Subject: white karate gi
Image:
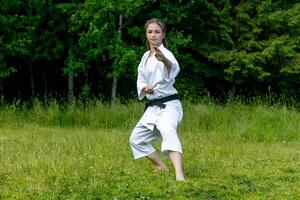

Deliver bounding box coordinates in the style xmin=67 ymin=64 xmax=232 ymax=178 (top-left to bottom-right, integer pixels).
xmin=129 ymin=44 xmax=183 ymax=159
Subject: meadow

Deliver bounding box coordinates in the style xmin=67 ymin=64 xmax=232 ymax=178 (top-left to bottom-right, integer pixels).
xmin=0 ymin=99 xmax=299 ymax=199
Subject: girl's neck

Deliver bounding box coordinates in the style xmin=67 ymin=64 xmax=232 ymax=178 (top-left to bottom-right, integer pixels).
xmin=150 ymin=44 xmax=161 ymax=50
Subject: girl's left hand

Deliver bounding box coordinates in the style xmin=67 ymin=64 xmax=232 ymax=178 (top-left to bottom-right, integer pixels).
xmin=153 ymin=47 xmax=167 ymax=63
xmin=154 ymin=47 xmax=172 ymax=72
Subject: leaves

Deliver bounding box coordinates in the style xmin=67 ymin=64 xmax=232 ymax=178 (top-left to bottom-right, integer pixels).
xmin=0 ymin=0 xmax=299 ymax=100
xmin=205 ymin=0 xmax=300 ymax=93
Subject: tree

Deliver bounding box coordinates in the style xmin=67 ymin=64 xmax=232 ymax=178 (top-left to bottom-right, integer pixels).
xmin=67 ymin=0 xmax=144 ymax=103
xmin=0 ymin=0 xmax=74 ymax=100
xmin=207 ymin=0 xmax=300 ymax=108
xmin=0 ymin=0 xmax=299 ymax=103
xmin=0 ymin=0 xmax=32 ymax=95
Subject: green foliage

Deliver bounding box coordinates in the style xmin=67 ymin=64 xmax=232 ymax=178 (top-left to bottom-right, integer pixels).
xmin=207 ymin=0 xmax=300 ymax=94
xmin=0 ymin=0 xmax=299 ymax=101
xmin=66 ymin=0 xmax=144 ymax=79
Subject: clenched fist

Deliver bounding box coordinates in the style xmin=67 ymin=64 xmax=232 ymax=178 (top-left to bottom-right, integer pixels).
xmin=143 ymin=86 xmax=154 ymax=94
xmin=153 ymin=47 xmax=172 ymax=72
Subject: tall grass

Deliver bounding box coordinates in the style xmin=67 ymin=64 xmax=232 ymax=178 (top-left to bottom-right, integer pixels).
xmin=0 ymin=99 xmax=299 ymax=142
xmin=0 ymin=99 xmax=140 ymax=129
xmin=182 ymin=100 xmax=300 ymax=142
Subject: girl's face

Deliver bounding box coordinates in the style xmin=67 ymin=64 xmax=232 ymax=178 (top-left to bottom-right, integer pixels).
xmin=146 ymin=22 xmax=165 ymax=48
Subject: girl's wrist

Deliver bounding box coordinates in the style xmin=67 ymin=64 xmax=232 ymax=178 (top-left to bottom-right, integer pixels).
xmin=163 ymin=59 xmax=172 ymax=68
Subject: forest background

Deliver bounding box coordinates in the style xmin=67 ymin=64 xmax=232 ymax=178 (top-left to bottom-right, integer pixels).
xmin=0 ymin=0 xmax=299 ymax=104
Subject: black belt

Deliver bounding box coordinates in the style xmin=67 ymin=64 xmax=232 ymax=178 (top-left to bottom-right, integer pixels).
xmin=144 ymin=94 xmax=180 ymax=112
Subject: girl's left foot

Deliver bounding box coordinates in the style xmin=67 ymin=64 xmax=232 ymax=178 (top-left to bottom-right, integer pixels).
xmin=154 ymin=166 xmax=168 ymax=173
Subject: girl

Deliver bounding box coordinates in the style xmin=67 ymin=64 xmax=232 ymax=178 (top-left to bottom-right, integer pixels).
xmin=129 ymin=18 xmax=185 ymax=181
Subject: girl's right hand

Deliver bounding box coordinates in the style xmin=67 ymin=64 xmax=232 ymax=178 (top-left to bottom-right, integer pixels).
xmin=143 ymin=86 xmax=154 ymax=94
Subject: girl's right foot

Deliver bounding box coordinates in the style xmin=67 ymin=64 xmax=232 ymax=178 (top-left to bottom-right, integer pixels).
xmin=176 ymin=175 xmax=185 ymax=181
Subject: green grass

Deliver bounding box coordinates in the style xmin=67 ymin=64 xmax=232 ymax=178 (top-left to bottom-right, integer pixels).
xmin=0 ymin=100 xmax=299 ymax=199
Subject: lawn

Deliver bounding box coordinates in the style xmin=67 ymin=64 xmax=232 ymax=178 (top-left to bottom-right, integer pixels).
xmin=0 ymin=101 xmax=299 ymax=199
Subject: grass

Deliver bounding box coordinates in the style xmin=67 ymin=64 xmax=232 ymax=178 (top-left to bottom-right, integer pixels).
xmin=0 ymin=100 xmax=299 ymax=199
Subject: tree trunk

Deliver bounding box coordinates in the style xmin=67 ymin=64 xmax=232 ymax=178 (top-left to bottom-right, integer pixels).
xmin=229 ymin=84 xmax=236 ymax=111
xmin=111 ymin=76 xmax=118 ymax=105
xmin=42 ymin=68 xmax=47 ymax=103
xmin=28 ymin=1 xmax=35 ymax=98
xmin=111 ymin=14 xmax=123 ymax=106
xmin=68 ymin=73 xmax=74 ymax=103
xmin=29 ymin=60 xmax=35 ymax=97
xmin=67 ymin=47 xmax=74 ymax=103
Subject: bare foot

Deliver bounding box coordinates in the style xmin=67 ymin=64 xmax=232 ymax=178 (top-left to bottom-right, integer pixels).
xmin=176 ymin=176 xmax=185 ymax=181
xmin=153 ymin=166 xmax=169 ymax=173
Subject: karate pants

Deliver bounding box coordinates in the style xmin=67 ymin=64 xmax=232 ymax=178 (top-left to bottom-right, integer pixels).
xmin=129 ymin=101 xmax=183 ymax=159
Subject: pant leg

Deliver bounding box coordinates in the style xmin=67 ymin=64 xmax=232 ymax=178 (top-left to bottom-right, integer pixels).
xmin=129 ymin=123 xmax=160 ymax=159
xmin=156 ymin=102 xmax=183 ymax=157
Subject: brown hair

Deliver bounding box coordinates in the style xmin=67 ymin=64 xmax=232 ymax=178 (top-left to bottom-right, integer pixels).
xmin=144 ymin=18 xmax=167 ymax=49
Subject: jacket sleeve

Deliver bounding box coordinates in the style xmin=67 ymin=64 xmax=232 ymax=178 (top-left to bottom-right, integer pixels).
xmin=162 ymin=51 xmax=180 ymax=82
xmin=137 ymin=58 xmax=148 ymax=100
